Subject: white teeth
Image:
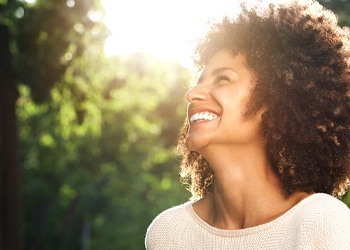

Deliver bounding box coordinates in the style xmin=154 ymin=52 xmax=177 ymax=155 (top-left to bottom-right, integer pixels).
xmin=190 ymin=112 xmax=218 ymax=124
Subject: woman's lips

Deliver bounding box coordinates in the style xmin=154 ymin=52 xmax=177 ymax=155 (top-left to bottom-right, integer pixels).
xmin=189 ymin=111 xmax=219 ymax=125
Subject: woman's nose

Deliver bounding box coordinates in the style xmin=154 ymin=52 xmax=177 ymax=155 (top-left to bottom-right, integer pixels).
xmin=185 ymin=84 xmax=209 ymax=103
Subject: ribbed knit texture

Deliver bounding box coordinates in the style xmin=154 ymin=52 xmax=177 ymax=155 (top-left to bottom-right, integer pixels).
xmin=145 ymin=193 xmax=350 ymax=249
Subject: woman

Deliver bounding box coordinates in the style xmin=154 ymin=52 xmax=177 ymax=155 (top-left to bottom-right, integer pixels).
xmin=146 ymin=0 xmax=350 ymax=249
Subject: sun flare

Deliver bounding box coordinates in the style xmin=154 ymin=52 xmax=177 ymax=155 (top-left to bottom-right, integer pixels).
xmin=102 ymin=0 xmax=242 ymax=66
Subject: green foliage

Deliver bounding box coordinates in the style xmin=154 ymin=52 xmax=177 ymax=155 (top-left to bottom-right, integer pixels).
xmin=4 ymin=0 xmax=108 ymax=103
xmin=9 ymin=1 xmax=350 ymax=249
xmin=18 ymin=52 xmax=191 ymax=249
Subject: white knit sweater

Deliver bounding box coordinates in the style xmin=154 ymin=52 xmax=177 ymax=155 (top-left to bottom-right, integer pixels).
xmin=145 ymin=193 xmax=350 ymax=249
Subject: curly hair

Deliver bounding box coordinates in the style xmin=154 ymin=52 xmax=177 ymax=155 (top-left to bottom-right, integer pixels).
xmin=178 ymin=0 xmax=350 ymax=200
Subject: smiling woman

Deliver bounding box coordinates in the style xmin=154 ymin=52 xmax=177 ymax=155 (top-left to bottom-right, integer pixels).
xmin=101 ymin=0 xmax=240 ymax=66
xmin=145 ymin=0 xmax=350 ymax=249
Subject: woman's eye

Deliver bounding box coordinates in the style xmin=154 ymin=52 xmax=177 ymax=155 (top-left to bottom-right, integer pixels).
xmin=216 ymin=75 xmax=231 ymax=83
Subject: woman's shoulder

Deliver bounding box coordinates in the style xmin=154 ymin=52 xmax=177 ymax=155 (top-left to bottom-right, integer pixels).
xmin=148 ymin=201 xmax=192 ymax=227
xmin=145 ymin=201 xmax=193 ymax=248
xmin=302 ymin=193 xmax=350 ymax=216
xmin=294 ymin=193 xmax=350 ymax=248
xmin=296 ymin=193 xmax=350 ymax=222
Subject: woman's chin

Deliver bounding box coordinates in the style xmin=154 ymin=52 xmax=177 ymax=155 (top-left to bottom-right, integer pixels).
xmin=185 ymin=135 xmax=210 ymax=152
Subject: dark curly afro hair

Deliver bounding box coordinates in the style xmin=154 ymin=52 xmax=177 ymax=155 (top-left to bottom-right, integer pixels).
xmin=177 ymin=0 xmax=350 ymax=200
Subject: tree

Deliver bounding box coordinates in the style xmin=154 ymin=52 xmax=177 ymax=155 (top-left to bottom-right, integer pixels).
xmin=0 ymin=0 xmax=107 ymax=249
xmin=0 ymin=21 xmax=22 ymax=250
xmin=17 ymin=52 xmax=191 ymax=249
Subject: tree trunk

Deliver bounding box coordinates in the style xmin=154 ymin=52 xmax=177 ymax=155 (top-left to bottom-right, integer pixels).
xmin=0 ymin=24 xmax=23 ymax=250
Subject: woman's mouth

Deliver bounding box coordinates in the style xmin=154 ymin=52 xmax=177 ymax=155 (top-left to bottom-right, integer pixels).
xmin=189 ymin=112 xmax=219 ymax=125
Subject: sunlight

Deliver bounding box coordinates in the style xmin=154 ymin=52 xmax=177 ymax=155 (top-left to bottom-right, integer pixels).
xmin=102 ymin=0 xmax=240 ymax=66
xmin=21 ymin=0 xmax=287 ymax=66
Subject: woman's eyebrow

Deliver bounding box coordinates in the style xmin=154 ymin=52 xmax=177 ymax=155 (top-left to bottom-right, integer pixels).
xmin=211 ymin=67 xmax=237 ymax=76
xmin=197 ymin=67 xmax=237 ymax=84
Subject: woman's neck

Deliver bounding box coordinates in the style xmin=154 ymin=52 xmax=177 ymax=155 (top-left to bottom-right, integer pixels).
xmin=193 ymin=144 xmax=310 ymax=230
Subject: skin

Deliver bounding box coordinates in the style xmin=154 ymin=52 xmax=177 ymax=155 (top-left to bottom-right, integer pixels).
xmin=186 ymin=49 xmax=311 ymax=230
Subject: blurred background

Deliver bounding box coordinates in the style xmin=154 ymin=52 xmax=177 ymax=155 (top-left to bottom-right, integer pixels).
xmin=0 ymin=0 xmax=349 ymax=249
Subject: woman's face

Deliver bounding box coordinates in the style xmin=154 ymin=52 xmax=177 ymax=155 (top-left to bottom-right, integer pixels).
xmin=185 ymin=49 xmax=266 ymax=154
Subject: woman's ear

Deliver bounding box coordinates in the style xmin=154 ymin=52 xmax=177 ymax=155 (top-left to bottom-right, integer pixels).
xmin=258 ymin=105 xmax=268 ymax=122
